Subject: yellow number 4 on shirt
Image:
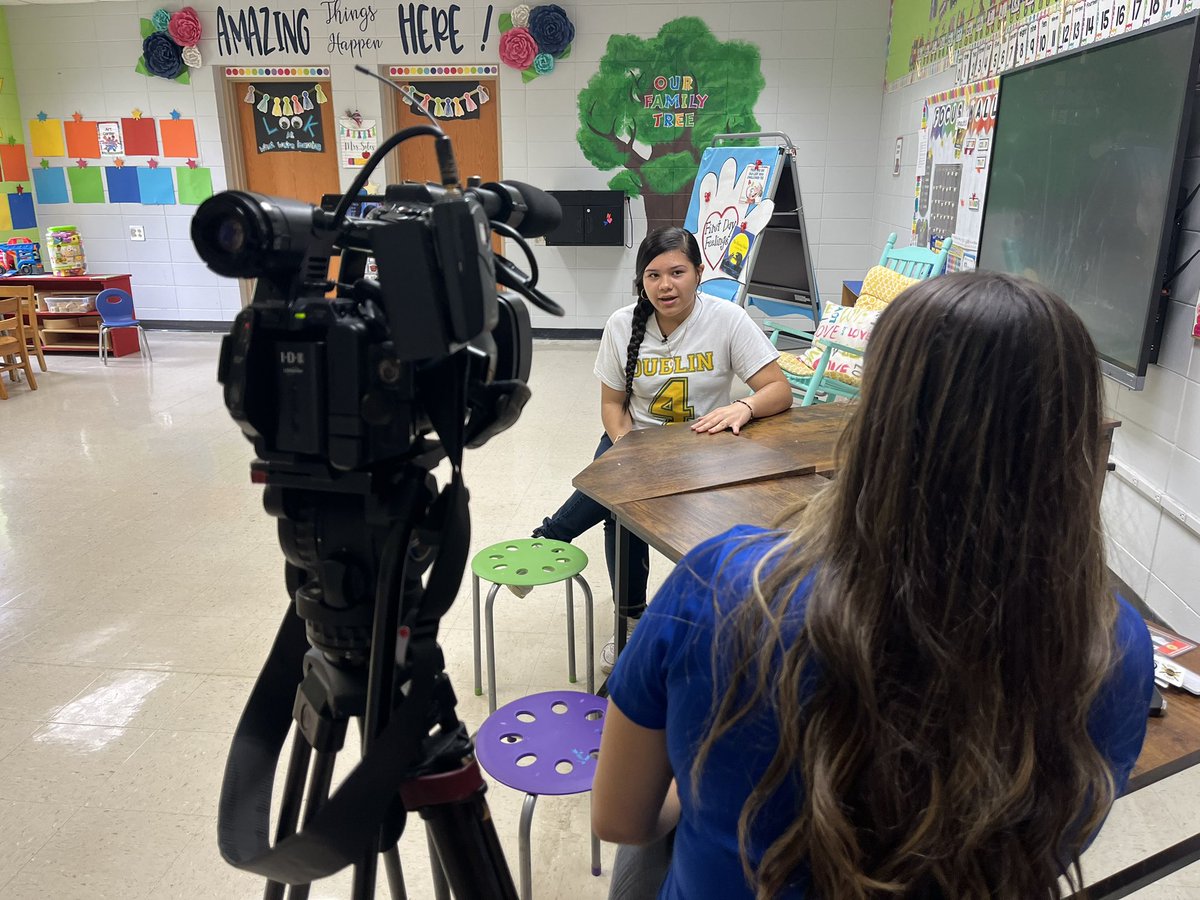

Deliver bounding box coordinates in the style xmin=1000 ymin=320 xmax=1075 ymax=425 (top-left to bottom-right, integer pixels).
xmin=649 ymin=377 xmax=695 ymax=424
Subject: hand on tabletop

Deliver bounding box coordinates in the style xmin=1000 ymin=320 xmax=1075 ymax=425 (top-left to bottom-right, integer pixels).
xmin=690 ymin=401 xmax=753 ymax=435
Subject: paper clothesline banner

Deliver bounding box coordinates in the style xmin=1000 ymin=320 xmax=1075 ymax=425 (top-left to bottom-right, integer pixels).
xmin=177 ymin=166 xmax=213 ymax=204
xmin=137 ymin=167 xmax=175 ymax=204
xmin=64 ymin=120 xmax=101 ymax=159
xmin=8 ymin=192 xmax=36 ymax=229
xmin=403 ymin=81 xmax=488 ymax=120
xmin=33 ymin=167 xmax=69 ymax=204
xmin=251 ymin=82 xmax=326 ymax=153
xmin=0 ymin=144 xmax=30 ymax=182
xmin=29 ymin=118 xmax=65 ymax=157
xmin=106 ymin=166 xmax=141 ymax=203
xmin=67 ymin=166 xmax=105 ymax=203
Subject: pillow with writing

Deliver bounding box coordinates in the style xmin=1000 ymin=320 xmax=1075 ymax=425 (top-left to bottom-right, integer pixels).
xmin=796 ymin=303 xmax=882 ymax=386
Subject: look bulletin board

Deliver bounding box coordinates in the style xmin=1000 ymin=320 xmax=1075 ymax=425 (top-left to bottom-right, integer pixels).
xmin=912 ymin=79 xmax=999 ymax=272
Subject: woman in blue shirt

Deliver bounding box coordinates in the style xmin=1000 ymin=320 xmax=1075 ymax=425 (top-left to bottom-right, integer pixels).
xmin=592 ymin=272 xmax=1154 ymax=899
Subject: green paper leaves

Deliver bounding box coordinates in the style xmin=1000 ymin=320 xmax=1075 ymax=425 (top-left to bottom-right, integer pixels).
xmin=499 ymin=12 xmax=514 ymax=32
xmin=521 ymin=68 xmax=539 ymax=83
xmin=139 ymin=17 xmax=156 ymax=39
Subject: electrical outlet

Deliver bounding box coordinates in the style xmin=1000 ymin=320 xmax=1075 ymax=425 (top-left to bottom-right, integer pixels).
xmin=129 ymin=225 xmax=145 ymax=241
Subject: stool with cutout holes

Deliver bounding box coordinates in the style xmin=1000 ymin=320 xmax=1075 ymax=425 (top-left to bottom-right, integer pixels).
xmin=476 ymin=690 xmax=607 ymax=900
xmin=472 ymin=538 xmax=594 ymax=714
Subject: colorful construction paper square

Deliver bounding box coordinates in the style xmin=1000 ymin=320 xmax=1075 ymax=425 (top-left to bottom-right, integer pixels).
xmin=176 ymin=166 xmax=213 ymax=205
xmin=160 ymin=118 xmax=198 ymax=158
xmin=29 ymin=118 xmax=65 ymax=157
xmin=32 ymin=167 xmax=69 ymax=204
xmin=0 ymin=198 xmax=11 ymax=231
xmin=120 ymin=117 xmax=159 ymax=156
xmin=0 ymin=144 xmax=30 ymax=182
xmin=67 ymin=166 xmax=104 ymax=203
xmin=8 ymin=192 xmax=36 ymax=229
xmin=64 ymin=120 xmax=101 ymax=159
xmin=137 ymin=166 xmax=174 ymax=205
xmin=105 ymin=166 xmax=141 ymax=203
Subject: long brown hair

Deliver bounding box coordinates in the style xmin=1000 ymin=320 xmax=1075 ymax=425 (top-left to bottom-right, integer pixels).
xmin=693 ymin=272 xmax=1114 ymax=898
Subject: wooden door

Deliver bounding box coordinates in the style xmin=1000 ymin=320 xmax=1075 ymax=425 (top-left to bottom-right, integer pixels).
xmin=394 ymin=78 xmax=500 ymax=186
xmin=234 ymin=79 xmax=340 ymax=206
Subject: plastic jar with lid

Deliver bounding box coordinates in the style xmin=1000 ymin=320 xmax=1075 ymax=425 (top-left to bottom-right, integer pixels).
xmin=45 ymin=226 xmax=87 ymax=276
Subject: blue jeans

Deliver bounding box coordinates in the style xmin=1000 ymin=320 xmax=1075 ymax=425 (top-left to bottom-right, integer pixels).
xmin=534 ymin=433 xmax=650 ymax=618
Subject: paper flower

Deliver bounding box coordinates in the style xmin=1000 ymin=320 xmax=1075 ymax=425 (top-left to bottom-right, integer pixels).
xmin=167 ymin=7 xmax=203 ymax=47
xmin=15 ymin=185 xmax=23 ymax=195
xmin=533 ymin=52 xmax=555 ymax=75
xmin=39 ymin=159 xmax=50 ymax=169
xmin=72 ymin=112 xmax=83 ymax=122
xmin=170 ymin=109 xmax=182 ymax=120
xmin=181 ymin=45 xmax=202 ymax=68
xmin=151 ymin=8 xmax=172 ymax=32
xmin=143 ymin=32 xmax=185 ymax=79
xmin=36 ymin=111 xmax=48 ymax=122
xmin=75 ymin=159 xmax=88 ymax=168
xmin=511 ymin=3 xmax=531 ymax=27
xmin=148 ymin=159 xmax=160 ymax=169
xmin=113 ymin=158 xmax=125 ymax=168
xmin=131 ymin=108 xmax=143 ymax=119
xmin=499 ymin=26 xmax=539 ymax=70
xmin=528 ymin=4 xmax=574 ymax=56
xmin=186 ymin=158 xmax=198 ymax=169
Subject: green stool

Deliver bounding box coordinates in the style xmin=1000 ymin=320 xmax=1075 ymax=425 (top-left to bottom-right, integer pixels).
xmin=471 ymin=538 xmax=594 ymax=713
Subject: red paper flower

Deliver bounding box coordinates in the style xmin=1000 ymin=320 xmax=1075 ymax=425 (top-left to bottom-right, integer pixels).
xmin=499 ymin=26 xmax=538 ymax=70
xmin=167 ymin=6 xmax=202 ymax=47
xmin=76 ymin=159 xmax=88 ymax=168
xmin=186 ymin=159 xmax=198 ymax=169
xmin=148 ymin=159 xmax=160 ymax=169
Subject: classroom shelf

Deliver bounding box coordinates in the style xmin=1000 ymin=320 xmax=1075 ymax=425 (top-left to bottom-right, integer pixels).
xmin=2 ymin=274 xmax=140 ymax=358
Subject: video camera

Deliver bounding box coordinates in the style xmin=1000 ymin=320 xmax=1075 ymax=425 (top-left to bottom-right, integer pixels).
xmin=190 ymin=89 xmax=562 ymax=899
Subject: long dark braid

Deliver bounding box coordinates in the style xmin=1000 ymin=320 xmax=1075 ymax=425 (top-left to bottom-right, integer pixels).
xmin=622 ymin=295 xmax=653 ymax=413
xmin=622 ymin=226 xmax=703 ymax=414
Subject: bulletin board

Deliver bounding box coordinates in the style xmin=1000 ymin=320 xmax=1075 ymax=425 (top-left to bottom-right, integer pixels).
xmin=912 ymin=79 xmax=999 ymax=272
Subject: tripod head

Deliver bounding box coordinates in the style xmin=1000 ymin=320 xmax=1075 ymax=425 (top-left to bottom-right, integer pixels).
xmin=195 ymin=74 xmax=559 ymax=897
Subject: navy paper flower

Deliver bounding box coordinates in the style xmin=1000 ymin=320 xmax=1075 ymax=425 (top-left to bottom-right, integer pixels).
xmin=528 ymin=4 xmax=574 ymax=57
xmin=143 ymin=31 xmax=185 ymax=79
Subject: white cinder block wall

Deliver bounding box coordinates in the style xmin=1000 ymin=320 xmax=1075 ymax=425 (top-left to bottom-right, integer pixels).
xmin=871 ymin=67 xmax=1200 ymax=638
xmin=6 ymin=0 xmax=888 ymax=328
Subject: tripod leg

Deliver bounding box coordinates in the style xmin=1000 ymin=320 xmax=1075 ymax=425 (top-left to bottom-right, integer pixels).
xmin=565 ymin=576 xmax=577 ymax=684
xmin=485 ymin=583 xmax=502 ymax=714
xmin=575 ymin=576 xmax=594 ymax=695
xmin=352 ymin=852 xmax=379 ymax=900
xmin=382 ymin=844 xmax=408 ymax=900
xmin=286 ymin=749 xmax=338 ymax=900
xmin=473 ymin=574 xmax=483 ymax=697
xmin=264 ymin=730 xmax=315 ymax=900
xmin=425 ymin=825 xmax=450 ymax=900
xmin=519 ymin=793 xmax=538 ymax=900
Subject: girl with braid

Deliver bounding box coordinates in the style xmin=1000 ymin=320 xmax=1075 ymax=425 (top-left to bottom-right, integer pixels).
xmin=532 ymin=226 xmax=792 ymax=673
xmin=593 ymin=273 xmax=1153 ymax=900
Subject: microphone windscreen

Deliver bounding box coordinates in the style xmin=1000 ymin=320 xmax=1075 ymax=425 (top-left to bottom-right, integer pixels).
xmin=504 ymin=181 xmax=562 ymax=237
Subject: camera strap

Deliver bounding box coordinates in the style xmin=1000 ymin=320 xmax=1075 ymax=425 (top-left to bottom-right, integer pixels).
xmin=218 ymin=353 xmax=474 ymax=884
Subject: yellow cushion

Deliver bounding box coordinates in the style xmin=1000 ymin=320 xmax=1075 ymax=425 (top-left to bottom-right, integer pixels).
xmin=860 ymin=264 xmax=921 ymax=305
xmin=853 ymin=294 xmax=890 ymax=312
xmin=777 ymin=351 xmax=812 ymax=377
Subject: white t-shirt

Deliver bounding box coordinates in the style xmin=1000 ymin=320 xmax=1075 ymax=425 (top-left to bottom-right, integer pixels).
xmin=594 ymin=294 xmax=780 ymax=430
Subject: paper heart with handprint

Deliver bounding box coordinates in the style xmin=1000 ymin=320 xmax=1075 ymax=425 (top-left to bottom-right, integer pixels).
xmin=692 ymin=156 xmax=774 ymax=284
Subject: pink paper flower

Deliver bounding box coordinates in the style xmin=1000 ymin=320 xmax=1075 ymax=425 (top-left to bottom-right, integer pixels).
xmin=168 ymin=6 xmax=203 ymax=47
xmin=499 ymin=26 xmax=539 ymax=70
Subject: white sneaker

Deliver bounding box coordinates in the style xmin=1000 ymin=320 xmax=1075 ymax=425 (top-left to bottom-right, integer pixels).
xmin=600 ymin=616 xmax=640 ymax=675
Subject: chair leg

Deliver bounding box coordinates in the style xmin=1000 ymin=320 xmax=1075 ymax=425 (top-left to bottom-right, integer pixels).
xmin=99 ymin=326 xmax=108 ymax=365
xmin=564 ymin=576 xmax=577 ymax=684
xmin=519 ymin=793 xmax=538 ymax=900
xmin=473 ymin=575 xmax=483 ymax=697
xmin=574 ymin=575 xmax=595 ymax=695
xmin=21 ymin=352 xmax=36 ymax=391
xmin=484 ymin=582 xmax=502 ymax=714
xmin=591 ymin=831 xmax=601 ymax=878
xmin=0 ymin=368 xmax=8 ymax=400
xmin=137 ymin=325 xmax=153 ymax=361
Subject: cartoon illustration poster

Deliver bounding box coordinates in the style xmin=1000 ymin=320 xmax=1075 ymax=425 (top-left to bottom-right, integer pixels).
xmin=683 ymin=147 xmax=778 ymax=302
xmin=252 ymin=82 xmax=325 ymax=154
xmin=97 ymin=121 xmax=124 ymax=157
xmin=912 ymin=78 xmax=999 ymax=272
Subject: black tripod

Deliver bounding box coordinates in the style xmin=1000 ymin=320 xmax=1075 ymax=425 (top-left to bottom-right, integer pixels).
xmin=217 ymin=454 xmax=518 ymax=899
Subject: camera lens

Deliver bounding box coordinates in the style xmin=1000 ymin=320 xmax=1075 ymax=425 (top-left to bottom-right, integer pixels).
xmin=216 ymin=216 xmax=247 ymax=255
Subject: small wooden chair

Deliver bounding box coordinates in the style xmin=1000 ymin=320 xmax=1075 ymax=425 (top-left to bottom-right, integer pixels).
xmin=0 ymin=284 xmax=46 ymax=373
xmin=879 ymin=232 xmax=952 ymax=279
xmin=0 ymin=296 xmax=39 ymax=399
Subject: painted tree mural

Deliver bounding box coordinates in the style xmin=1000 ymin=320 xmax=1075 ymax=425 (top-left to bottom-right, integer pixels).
xmin=577 ymin=18 xmax=764 ymax=230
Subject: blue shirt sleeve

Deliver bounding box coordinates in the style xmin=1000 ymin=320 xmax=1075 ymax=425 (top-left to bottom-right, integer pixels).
xmin=607 ymin=525 xmax=772 ymax=730
xmin=1089 ymin=597 xmax=1155 ymax=796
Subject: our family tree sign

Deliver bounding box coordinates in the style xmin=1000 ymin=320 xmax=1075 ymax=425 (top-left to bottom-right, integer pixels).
xmin=253 ymin=82 xmax=325 ymax=153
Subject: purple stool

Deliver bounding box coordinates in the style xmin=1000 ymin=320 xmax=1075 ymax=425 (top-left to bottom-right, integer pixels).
xmin=476 ymin=690 xmax=608 ymax=900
